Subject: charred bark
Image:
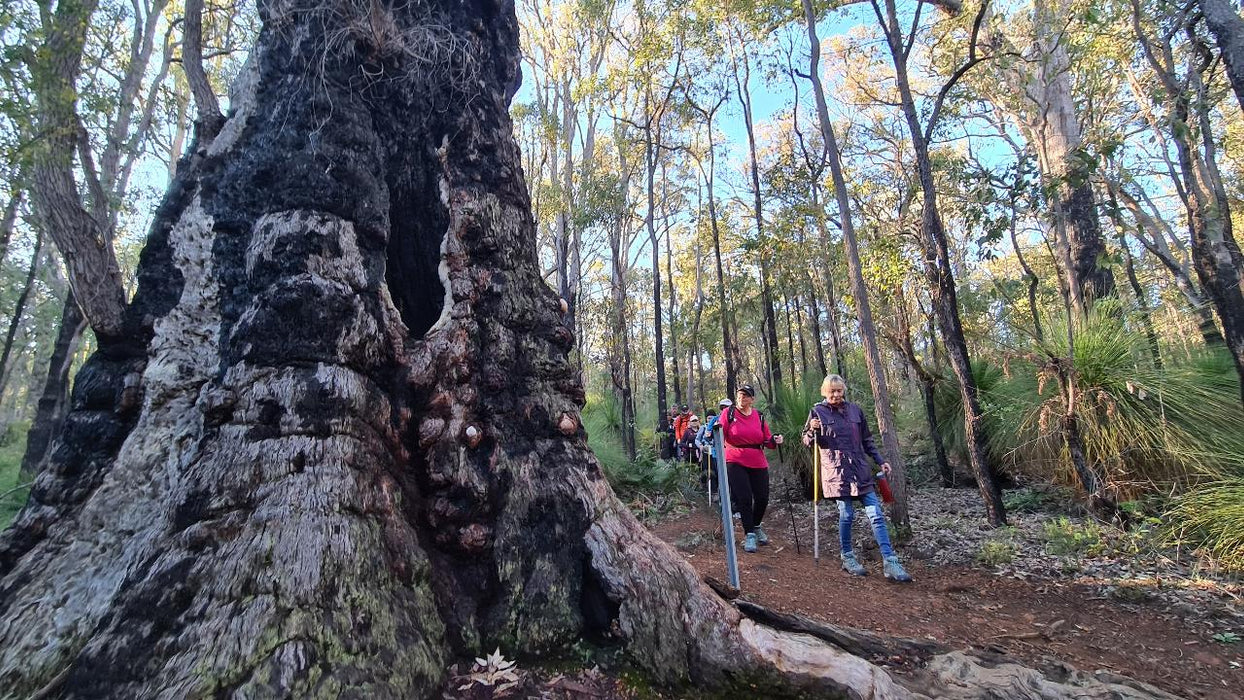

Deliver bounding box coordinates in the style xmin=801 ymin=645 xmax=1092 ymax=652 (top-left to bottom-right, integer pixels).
xmin=0 ymin=2 xmax=1176 ymax=698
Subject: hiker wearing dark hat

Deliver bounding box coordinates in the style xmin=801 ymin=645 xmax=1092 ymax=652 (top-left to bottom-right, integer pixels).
xmin=720 ymin=385 xmax=784 ymax=552
xmin=803 ymin=374 xmax=912 ymax=582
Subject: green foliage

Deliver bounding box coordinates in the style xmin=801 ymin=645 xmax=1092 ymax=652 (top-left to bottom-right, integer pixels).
xmin=977 ymin=539 xmax=1015 ymax=566
xmin=1003 ymin=486 xmax=1071 ymax=514
xmin=933 ymin=310 xmax=1244 ymax=498
xmin=1019 ymin=309 xmax=1244 ymax=491
xmin=1166 ymin=478 xmax=1244 ymax=573
xmin=1041 ymin=517 xmax=1105 ymax=556
xmin=1211 ymin=632 xmax=1241 ymax=645
xmin=582 ymin=392 xmax=688 ymax=500
xmin=0 ymin=422 xmax=29 ymax=529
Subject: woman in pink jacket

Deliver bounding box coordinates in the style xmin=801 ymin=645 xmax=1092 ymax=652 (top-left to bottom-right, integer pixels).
xmin=720 ymin=384 xmax=784 ymax=552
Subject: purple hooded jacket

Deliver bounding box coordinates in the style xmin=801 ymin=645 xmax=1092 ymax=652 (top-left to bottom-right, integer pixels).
xmin=802 ymin=400 xmax=886 ymax=499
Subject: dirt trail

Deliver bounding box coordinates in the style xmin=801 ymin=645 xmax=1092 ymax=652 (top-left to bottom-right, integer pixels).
xmin=650 ymin=506 xmax=1244 ymax=699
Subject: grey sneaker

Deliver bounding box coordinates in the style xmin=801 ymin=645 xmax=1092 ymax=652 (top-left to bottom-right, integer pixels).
xmin=755 ymin=525 xmax=770 ymax=545
xmin=840 ymin=552 xmax=867 ymax=576
xmin=883 ymin=555 xmax=913 ymax=582
xmin=743 ymin=532 xmax=758 ymax=552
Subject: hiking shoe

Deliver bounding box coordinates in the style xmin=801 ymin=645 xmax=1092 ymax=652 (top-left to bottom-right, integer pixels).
xmin=743 ymin=533 xmax=758 ymax=553
xmin=840 ymin=552 xmax=867 ymax=576
xmin=755 ymin=525 xmax=770 ymax=546
xmin=883 ymin=555 xmax=913 ymax=583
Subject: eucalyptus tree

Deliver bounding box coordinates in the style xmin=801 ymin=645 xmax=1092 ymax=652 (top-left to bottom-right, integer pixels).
xmin=725 ymin=18 xmax=784 ymax=396
xmin=1103 ymin=177 xmax=1222 ymax=345
xmin=609 ymin=0 xmax=687 ymax=431
xmin=681 ymin=66 xmax=740 ymax=395
xmin=518 ymin=0 xmax=614 ymax=343
xmin=983 ymin=0 xmax=1114 ymax=313
xmin=862 ymin=0 xmax=1007 ymax=524
xmin=1128 ymin=0 xmax=1244 ymax=405
xmin=796 ymin=0 xmax=923 ymax=528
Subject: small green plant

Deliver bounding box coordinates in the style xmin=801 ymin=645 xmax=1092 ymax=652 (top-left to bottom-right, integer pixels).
xmin=1042 ymin=517 xmax=1105 ymax=556
xmin=1211 ymin=631 xmax=1241 ymax=644
xmin=1004 ymin=487 xmax=1069 ymax=513
xmin=977 ymin=540 xmax=1015 ymax=566
xmin=1108 ymin=584 xmax=1152 ymax=604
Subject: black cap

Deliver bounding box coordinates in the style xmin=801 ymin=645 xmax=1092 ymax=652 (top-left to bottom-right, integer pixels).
xmin=738 ymin=384 xmax=755 ymax=397
xmin=680 ymin=404 xmax=688 ymax=410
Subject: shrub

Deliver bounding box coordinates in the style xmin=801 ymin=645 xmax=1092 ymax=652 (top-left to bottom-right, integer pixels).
xmin=1042 ymin=517 xmax=1105 ymax=556
xmin=1166 ymin=477 xmax=1244 ymax=572
xmin=977 ymin=540 xmax=1015 ymax=566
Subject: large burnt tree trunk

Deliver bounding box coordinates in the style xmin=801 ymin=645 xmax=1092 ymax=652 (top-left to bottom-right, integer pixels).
xmin=0 ymin=2 xmax=1177 ymax=698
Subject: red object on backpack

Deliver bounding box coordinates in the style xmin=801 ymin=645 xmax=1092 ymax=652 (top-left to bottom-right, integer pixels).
xmin=875 ymin=474 xmax=895 ymax=504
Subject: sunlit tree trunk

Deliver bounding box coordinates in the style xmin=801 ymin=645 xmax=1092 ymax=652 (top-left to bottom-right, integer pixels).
xmin=871 ymin=0 xmax=1005 ymax=525
xmin=802 ymin=0 xmax=913 ymax=529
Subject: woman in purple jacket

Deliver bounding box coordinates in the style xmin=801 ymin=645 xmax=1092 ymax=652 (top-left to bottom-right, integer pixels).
xmin=803 ymin=374 xmax=912 ymax=582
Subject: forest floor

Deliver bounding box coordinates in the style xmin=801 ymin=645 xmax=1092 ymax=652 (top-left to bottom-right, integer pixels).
xmin=641 ymin=484 xmax=1244 ymax=699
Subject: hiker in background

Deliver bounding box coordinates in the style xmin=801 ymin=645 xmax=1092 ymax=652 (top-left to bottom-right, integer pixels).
xmin=660 ymin=407 xmax=677 ymax=460
xmin=696 ymin=402 xmax=727 ymax=489
xmin=720 ymin=384 xmax=784 ymax=553
xmin=672 ymin=404 xmax=696 ymax=459
xmin=803 ymin=373 xmax=912 ymax=582
xmin=679 ymin=416 xmax=701 ymax=466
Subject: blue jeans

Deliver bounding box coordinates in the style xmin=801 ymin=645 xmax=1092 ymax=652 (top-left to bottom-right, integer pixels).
xmin=837 ymin=491 xmax=894 ymax=558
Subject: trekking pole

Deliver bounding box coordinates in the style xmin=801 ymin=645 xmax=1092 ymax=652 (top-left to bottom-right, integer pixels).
xmin=776 ymin=441 xmax=801 ymax=555
xmin=706 ymin=450 xmax=716 ymax=509
xmin=713 ymin=422 xmax=740 ymax=589
xmin=813 ymin=433 xmax=821 ymax=566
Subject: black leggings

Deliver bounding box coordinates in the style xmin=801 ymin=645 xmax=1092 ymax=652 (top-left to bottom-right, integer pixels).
xmin=727 ymin=462 xmax=769 ymax=534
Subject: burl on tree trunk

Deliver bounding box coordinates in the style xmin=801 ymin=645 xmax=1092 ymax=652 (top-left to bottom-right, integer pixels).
xmin=0 ymin=1 xmax=1172 ymax=698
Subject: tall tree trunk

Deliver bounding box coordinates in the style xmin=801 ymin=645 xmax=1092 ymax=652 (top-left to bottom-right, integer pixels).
xmin=1120 ymin=234 xmax=1162 ymax=368
xmin=664 ymin=195 xmax=681 ymax=408
xmin=687 ymin=93 xmax=737 ymax=398
xmin=0 ymin=229 xmax=43 ymax=399
xmin=807 ymin=281 xmax=828 ymax=378
xmin=645 ymin=128 xmax=669 ymax=430
xmin=873 ymin=0 xmax=1006 ymax=525
xmin=610 ymin=211 xmax=636 ymax=461
xmin=18 ymin=290 xmax=87 ymax=481
xmin=731 ymin=44 xmax=782 ymax=394
xmin=990 ymin=0 xmax=1113 ymax=311
xmin=893 ymin=287 xmax=953 ymax=487
xmin=810 ymin=191 xmax=847 ymax=380
xmin=26 ymin=0 xmax=130 ymax=339
xmin=1199 ymin=0 xmax=1244 ymax=115
xmin=1109 ymin=180 xmax=1222 ymax=344
xmin=801 ymin=0 xmax=912 ymax=529
xmin=794 ymin=294 xmax=810 ymax=380
xmin=1133 ymin=2 xmax=1244 ymax=404
xmin=0 ymin=190 xmax=23 ymax=264
xmin=1009 ymin=206 xmax=1044 ymax=341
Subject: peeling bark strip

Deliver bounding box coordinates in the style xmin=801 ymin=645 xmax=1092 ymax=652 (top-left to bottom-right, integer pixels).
xmin=0 ymin=1 xmax=1178 ymax=698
